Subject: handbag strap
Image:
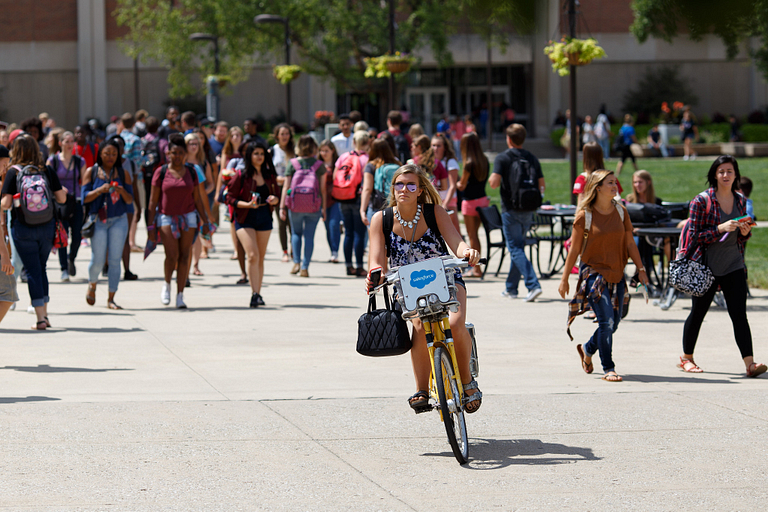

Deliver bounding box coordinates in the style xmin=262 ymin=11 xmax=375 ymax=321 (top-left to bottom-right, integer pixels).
xmin=367 ymin=285 xmax=394 ymax=312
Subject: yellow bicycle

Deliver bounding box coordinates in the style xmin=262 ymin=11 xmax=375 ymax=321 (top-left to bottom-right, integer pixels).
xmin=371 ymin=255 xmax=482 ymax=464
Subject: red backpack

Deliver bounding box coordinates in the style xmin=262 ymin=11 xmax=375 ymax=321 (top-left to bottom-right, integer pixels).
xmin=331 ymin=151 xmax=363 ymax=201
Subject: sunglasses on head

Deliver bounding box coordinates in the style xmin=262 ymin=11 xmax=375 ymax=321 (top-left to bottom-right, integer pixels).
xmin=393 ymin=182 xmax=418 ymax=192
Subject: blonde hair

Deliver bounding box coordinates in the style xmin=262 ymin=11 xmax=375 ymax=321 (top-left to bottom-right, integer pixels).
xmin=353 ymin=130 xmax=369 ymax=151
xmin=408 ymin=124 xmax=425 ymax=139
xmin=578 ymin=169 xmax=616 ymax=213
xmin=353 ymin=120 xmax=369 ymax=133
xmin=387 ymin=164 xmax=442 ymax=207
xmin=184 ymin=132 xmax=206 ymax=164
xmin=626 ymin=169 xmax=656 ymax=204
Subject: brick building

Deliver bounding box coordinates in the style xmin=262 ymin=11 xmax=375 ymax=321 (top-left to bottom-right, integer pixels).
xmin=0 ymin=0 xmax=766 ymax=137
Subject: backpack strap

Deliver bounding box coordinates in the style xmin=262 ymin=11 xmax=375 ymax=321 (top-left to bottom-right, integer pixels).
xmin=582 ymin=202 xmax=623 ymax=254
xmin=309 ymin=160 xmax=324 ymax=173
xmin=382 ymin=206 xmax=394 ymax=258
xmin=423 ymin=203 xmax=449 ymax=254
xmin=290 ymin=158 xmax=301 ymax=172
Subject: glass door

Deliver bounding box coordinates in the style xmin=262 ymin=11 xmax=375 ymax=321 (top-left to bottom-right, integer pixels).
xmin=406 ymin=87 xmax=449 ymax=135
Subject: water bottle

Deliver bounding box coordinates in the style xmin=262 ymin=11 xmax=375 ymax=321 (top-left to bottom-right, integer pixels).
xmin=465 ymin=322 xmax=479 ymax=378
xmin=13 ymin=193 xmax=21 ymax=208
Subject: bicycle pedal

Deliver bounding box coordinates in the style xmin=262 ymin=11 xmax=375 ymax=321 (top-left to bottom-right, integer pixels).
xmin=412 ymin=404 xmax=433 ymax=414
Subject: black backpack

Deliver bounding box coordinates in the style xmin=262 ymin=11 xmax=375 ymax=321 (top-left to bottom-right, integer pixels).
xmin=499 ymin=149 xmax=542 ymax=212
xmin=141 ymin=137 xmax=160 ymax=170
xmin=625 ymin=202 xmax=670 ymax=224
xmin=381 ymin=203 xmax=447 ymax=258
xmin=392 ymin=133 xmax=411 ymax=164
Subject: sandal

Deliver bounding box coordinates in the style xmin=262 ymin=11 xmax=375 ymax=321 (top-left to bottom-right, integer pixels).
xmin=86 ymin=284 xmax=96 ymax=306
xmin=463 ymin=380 xmax=483 ymax=413
xmin=602 ymin=372 xmax=623 ymax=382
xmin=31 ymin=320 xmax=47 ymax=331
xmin=43 ymin=316 xmax=51 ymax=328
xmin=747 ymin=362 xmax=767 ymax=378
xmin=236 ymin=277 xmax=249 ymax=285
xmin=583 ymin=311 xmax=596 ymax=320
xmin=107 ymin=301 xmax=123 ymax=310
xmin=677 ymin=356 xmax=703 ymax=373
xmin=193 ymin=268 xmax=204 ymax=276
xmin=408 ymin=390 xmax=431 ymax=414
xmin=577 ymin=344 xmax=593 ymax=374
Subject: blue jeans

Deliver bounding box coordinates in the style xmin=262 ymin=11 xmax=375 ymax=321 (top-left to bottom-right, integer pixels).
xmin=598 ymin=137 xmax=611 ymax=159
xmin=324 ymin=203 xmax=342 ymax=255
xmin=340 ymin=202 xmax=366 ymax=268
xmin=289 ymin=210 xmax=321 ymax=269
xmin=12 ymin=220 xmax=55 ymax=307
xmin=501 ymin=210 xmax=540 ymax=295
xmin=58 ymin=201 xmax=84 ymax=271
xmin=88 ymin=214 xmax=129 ymax=292
xmin=583 ymin=274 xmax=626 ymax=373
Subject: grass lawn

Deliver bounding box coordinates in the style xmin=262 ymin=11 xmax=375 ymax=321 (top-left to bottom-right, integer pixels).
xmin=485 ymin=156 xmax=768 ymax=288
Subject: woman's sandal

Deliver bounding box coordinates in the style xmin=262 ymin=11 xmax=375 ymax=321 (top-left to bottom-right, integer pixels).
xmin=43 ymin=316 xmax=51 ymax=328
xmin=747 ymin=362 xmax=767 ymax=378
xmin=107 ymin=301 xmax=123 ymax=310
xmin=577 ymin=344 xmax=593 ymax=374
xmin=602 ymin=372 xmax=623 ymax=382
xmin=193 ymin=268 xmax=204 ymax=276
xmin=463 ymin=380 xmax=483 ymax=413
xmin=408 ymin=390 xmax=430 ymax=413
xmin=31 ymin=320 xmax=47 ymax=331
xmin=677 ymin=356 xmax=703 ymax=373
xmin=86 ymin=285 xmax=96 ymax=306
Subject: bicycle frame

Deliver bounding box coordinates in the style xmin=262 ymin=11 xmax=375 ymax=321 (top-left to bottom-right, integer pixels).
xmin=424 ymin=316 xmax=464 ymax=419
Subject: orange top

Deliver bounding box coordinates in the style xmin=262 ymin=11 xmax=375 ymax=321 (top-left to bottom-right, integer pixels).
xmin=573 ymin=204 xmax=633 ymax=283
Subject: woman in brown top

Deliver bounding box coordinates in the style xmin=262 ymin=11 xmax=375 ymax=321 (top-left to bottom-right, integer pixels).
xmin=558 ymin=170 xmax=648 ymax=382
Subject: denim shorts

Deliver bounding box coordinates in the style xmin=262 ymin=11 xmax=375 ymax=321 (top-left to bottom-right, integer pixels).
xmin=157 ymin=211 xmax=198 ymax=229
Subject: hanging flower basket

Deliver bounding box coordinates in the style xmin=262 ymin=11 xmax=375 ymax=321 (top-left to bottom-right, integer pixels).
xmin=543 ymin=38 xmax=606 ymax=76
xmin=364 ymin=53 xmax=417 ymax=78
xmin=273 ymin=65 xmax=302 ymax=85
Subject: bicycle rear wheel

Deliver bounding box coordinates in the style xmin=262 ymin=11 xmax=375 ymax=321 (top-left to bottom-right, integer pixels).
xmin=434 ymin=346 xmax=469 ymax=464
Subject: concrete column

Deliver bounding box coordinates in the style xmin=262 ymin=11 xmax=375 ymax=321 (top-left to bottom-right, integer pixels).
xmin=78 ymin=0 xmax=108 ymax=123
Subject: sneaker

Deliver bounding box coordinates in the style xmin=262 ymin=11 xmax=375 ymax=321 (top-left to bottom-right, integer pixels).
xmin=256 ymin=294 xmax=265 ymax=306
xmin=525 ymin=288 xmax=543 ymax=302
xmin=691 ymin=153 xmax=697 ymax=161
xmin=124 ymin=271 xmax=138 ymax=281
xmin=27 ymin=305 xmax=35 ymax=314
xmin=713 ymin=291 xmax=726 ymax=309
xmin=501 ymin=291 xmax=519 ymax=299
xmin=176 ymin=293 xmax=187 ymax=309
xmin=68 ymin=260 xmax=76 ymax=277
xmin=10 ymin=302 xmax=16 ymax=311
xmin=683 ymin=155 xmax=689 ymax=161
xmin=250 ymin=293 xmax=260 ymax=308
xmin=161 ymin=283 xmax=171 ymax=305
xmin=61 ymin=270 xmax=70 ymax=282
xmin=102 ymin=264 xmax=108 ymax=277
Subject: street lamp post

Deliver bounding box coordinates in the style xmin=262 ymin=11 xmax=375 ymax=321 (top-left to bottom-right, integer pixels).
xmin=255 ymin=14 xmax=292 ymax=124
xmin=189 ymin=33 xmax=220 ymax=121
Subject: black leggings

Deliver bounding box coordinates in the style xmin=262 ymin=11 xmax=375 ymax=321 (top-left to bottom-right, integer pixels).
xmin=683 ymin=269 xmax=752 ymax=358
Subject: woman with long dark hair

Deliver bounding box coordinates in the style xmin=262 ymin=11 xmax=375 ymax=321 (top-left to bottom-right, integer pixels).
xmin=1 ymin=134 xmax=67 ymax=329
xmin=573 ymin=142 xmax=622 ymax=203
xmin=457 ymin=132 xmax=489 ymax=277
xmin=82 ymin=139 xmax=134 ymax=309
xmin=678 ymin=155 xmax=765 ymax=377
xmin=146 ymin=134 xmax=210 ymax=309
xmin=225 ymin=141 xmax=280 ymax=307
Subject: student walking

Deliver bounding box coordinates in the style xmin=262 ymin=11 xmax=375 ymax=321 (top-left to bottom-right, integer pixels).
xmin=678 ymin=155 xmax=765 ymax=377
xmin=558 ymin=170 xmax=648 ymax=382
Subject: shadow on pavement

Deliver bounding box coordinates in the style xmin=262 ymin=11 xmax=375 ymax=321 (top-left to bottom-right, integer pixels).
xmin=1 ymin=365 xmax=133 ymax=373
xmin=63 ymin=327 xmax=145 ymax=334
xmin=282 ymin=304 xmax=357 ymax=309
xmin=625 ymin=318 xmax=686 ymax=323
xmin=0 ymin=396 xmax=61 ymax=404
xmin=622 ymin=374 xmax=735 ymax=384
xmin=423 ymin=438 xmax=599 ymax=469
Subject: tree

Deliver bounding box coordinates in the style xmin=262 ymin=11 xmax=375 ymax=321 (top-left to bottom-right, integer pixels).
xmin=622 ymin=66 xmax=698 ymax=120
xmin=115 ymin=0 xmax=469 ymax=98
xmin=630 ymin=0 xmax=768 ymax=81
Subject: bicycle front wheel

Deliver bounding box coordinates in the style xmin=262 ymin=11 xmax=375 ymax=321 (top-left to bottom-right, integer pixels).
xmin=434 ymin=346 xmax=469 ymax=464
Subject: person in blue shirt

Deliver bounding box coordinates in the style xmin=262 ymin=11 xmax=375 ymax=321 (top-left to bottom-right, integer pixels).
xmin=615 ymin=114 xmax=639 ymax=177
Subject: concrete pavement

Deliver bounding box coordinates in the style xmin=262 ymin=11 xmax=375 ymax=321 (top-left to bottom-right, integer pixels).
xmin=1 ymin=222 xmax=768 ymax=510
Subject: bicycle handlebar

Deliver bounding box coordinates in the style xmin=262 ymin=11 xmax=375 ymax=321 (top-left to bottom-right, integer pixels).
xmin=367 ymin=256 xmax=487 ymax=296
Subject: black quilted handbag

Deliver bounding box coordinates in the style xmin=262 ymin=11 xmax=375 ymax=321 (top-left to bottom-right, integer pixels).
xmin=356 ymin=287 xmax=412 ymax=357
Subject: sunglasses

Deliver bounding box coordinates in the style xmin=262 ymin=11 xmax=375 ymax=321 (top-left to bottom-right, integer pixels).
xmin=393 ymin=182 xmax=418 ymax=192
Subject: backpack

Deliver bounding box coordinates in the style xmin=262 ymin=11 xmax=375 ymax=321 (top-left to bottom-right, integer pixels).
xmin=286 ymin=158 xmax=323 ymax=213
xmin=141 ymin=137 xmax=160 ymax=170
xmin=371 ymin=163 xmax=400 ymax=211
xmin=382 ymin=203 xmax=448 ymax=258
xmin=499 ymin=150 xmax=542 ymax=212
xmin=625 ymin=202 xmax=670 ymax=224
xmin=14 ymin=164 xmax=55 ymax=226
xmin=392 ymin=133 xmax=411 ymax=164
xmin=331 ymin=151 xmax=363 ymax=201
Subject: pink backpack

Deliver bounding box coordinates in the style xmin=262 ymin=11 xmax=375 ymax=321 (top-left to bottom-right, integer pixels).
xmin=286 ymin=158 xmax=323 ymax=213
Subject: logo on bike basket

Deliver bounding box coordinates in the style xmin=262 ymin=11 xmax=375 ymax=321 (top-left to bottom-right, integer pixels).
xmin=410 ymin=270 xmax=437 ymax=289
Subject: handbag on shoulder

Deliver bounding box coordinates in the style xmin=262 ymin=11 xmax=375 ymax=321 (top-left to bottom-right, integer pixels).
xmin=356 ymin=285 xmax=412 ymax=357
xmin=668 ymin=222 xmax=714 ymax=297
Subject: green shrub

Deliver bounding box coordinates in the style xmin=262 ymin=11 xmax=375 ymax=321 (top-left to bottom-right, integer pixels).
xmin=741 ymin=124 xmax=768 ymax=142
xmin=699 ymin=123 xmax=730 ymax=142
xmin=550 ymin=127 xmax=565 ymax=147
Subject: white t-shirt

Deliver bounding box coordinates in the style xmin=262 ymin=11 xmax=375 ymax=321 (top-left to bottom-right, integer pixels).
xmin=331 ymin=132 xmax=353 ymax=155
xmin=440 ymin=157 xmax=460 ymax=204
xmin=272 ymin=144 xmax=288 ymax=177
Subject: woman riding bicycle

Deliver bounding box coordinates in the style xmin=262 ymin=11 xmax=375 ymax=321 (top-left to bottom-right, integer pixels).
xmin=366 ymin=163 xmax=482 ymax=413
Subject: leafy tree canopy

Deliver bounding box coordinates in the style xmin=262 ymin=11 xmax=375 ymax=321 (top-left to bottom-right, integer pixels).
xmin=115 ymin=0 xmax=536 ymax=98
xmin=630 ymin=0 xmax=768 ymax=80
